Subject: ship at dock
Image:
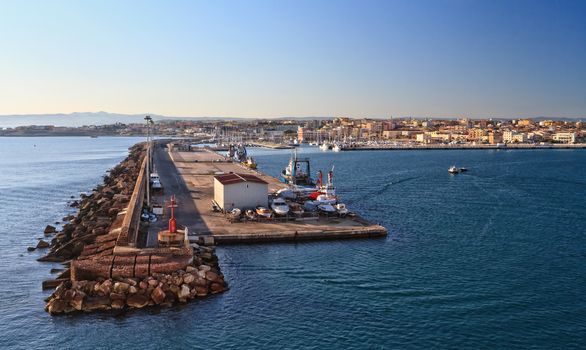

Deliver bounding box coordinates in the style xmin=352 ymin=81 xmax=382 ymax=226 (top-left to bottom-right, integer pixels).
xmin=280 ymin=149 xmax=315 ymax=187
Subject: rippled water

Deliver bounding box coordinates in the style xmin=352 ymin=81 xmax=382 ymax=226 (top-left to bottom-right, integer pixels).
xmin=1 ymin=137 xmax=585 ymax=349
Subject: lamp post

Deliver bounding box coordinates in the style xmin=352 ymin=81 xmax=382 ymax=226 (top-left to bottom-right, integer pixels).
xmin=144 ymin=115 xmax=153 ymax=208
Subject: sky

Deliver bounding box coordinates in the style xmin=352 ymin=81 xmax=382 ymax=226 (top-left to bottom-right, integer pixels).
xmin=0 ymin=0 xmax=585 ymax=119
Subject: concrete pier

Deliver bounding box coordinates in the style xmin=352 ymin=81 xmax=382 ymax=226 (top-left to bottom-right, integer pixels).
xmin=151 ymin=143 xmax=387 ymax=244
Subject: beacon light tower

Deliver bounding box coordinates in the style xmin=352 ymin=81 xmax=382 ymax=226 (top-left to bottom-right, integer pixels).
xmin=157 ymin=195 xmax=185 ymax=247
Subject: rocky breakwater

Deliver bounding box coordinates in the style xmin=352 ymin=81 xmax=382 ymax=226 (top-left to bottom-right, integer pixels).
xmin=45 ymin=245 xmax=228 ymax=314
xmin=39 ymin=143 xmax=145 ymax=262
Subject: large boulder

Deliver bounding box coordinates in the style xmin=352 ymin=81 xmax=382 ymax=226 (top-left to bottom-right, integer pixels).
xmin=150 ymin=286 xmax=166 ymax=305
xmin=46 ymin=299 xmax=71 ymax=314
xmin=36 ymin=240 xmax=50 ymax=249
xmin=113 ymin=282 xmax=130 ymax=293
xmin=178 ymin=284 xmax=190 ymax=301
xmin=183 ymin=274 xmax=195 ymax=284
xmin=70 ymin=291 xmax=86 ymax=311
xmin=44 ymin=225 xmax=57 ymax=234
xmin=127 ymin=294 xmax=149 ymax=308
xmin=83 ymin=296 xmax=111 ymax=312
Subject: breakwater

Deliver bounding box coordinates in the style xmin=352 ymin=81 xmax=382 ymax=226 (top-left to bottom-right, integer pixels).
xmin=40 ymin=142 xmax=228 ymax=314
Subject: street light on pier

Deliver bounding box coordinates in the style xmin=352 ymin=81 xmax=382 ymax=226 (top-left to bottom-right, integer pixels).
xmin=144 ymin=115 xmax=154 ymax=208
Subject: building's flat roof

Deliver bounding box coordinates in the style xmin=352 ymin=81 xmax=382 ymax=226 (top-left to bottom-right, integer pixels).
xmin=214 ymin=173 xmax=268 ymax=185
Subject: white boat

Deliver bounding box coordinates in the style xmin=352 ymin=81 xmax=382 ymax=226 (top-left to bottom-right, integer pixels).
xmin=245 ymin=209 xmax=256 ymax=220
xmin=335 ymin=203 xmax=349 ymax=217
xmin=271 ymin=198 xmax=290 ymax=216
xmin=319 ymin=143 xmax=330 ymax=151
xmin=318 ymin=203 xmax=336 ymax=213
xmin=448 ymin=165 xmax=460 ymax=174
xmin=316 ymin=194 xmax=337 ymax=204
xmin=332 ymin=144 xmax=341 ymax=152
xmin=229 ymin=208 xmax=241 ymax=217
xmin=276 ymin=187 xmax=297 ymax=200
xmin=448 ymin=165 xmax=467 ymax=174
xmin=256 ymin=206 xmax=273 ymax=218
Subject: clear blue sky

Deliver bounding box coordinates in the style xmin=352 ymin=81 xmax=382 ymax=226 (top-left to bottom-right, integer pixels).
xmin=0 ymin=0 xmax=584 ymax=118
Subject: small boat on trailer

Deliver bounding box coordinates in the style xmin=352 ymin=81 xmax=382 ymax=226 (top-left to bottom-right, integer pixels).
xmin=271 ymin=198 xmax=290 ymax=216
xmin=335 ymin=203 xmax=349 ymax=217
xmin=318 ymin=203 xmax=336 ymax=214
xmin=289 ymin=203 xmax=305 ymax=216
xmin=256 ymin=206 xmax=273 ymax=219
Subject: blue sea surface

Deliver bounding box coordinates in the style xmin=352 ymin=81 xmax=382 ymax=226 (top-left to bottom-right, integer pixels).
xmin=1 ymin=137 xmax=585 ymax=349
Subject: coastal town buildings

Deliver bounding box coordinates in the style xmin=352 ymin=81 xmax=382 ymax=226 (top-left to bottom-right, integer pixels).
xmin=1 ymin=116 xmax=583 ymax=145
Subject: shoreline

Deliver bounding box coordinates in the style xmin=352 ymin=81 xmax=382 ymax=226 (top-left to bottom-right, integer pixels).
xmin=339 ymin=143 xmax=586 ymax=151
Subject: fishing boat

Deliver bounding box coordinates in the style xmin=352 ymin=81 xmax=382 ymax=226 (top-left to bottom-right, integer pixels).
xmin=281 ymin=149 xmax=315 ymax=186
xmin=256 ymin=206 xmax=273 ymax=219
xmin=316 ymin=169 xmax=337 ymax=203
xmin=270 ymin=197 xmax=290 ymax=216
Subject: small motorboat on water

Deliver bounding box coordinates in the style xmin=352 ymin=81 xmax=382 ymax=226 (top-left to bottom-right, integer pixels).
xmin=256 ymin=206 xmax=273 ymax=219
xmin=448 ymin=165 xmax=468 ymax=174
xmin=335 ymin=203 xmax=349 ymax=217
xmin=270 ymin=198 xmax=290 ymax=216
xmin=332 ymin=144 xmax=341 ymax=152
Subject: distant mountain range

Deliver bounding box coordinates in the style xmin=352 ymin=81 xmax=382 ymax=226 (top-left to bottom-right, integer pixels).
xmin=0 ymin=112 xmax=335 ymax=128
xmin=0 ymin=111 xmax=581 ymax=128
